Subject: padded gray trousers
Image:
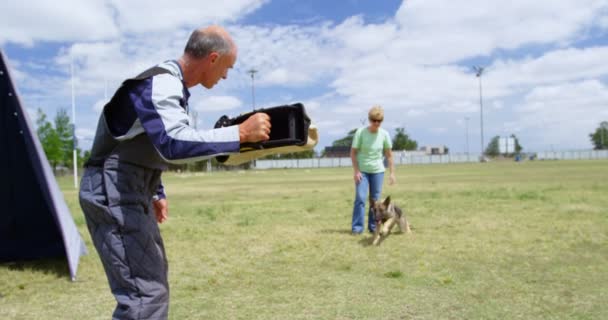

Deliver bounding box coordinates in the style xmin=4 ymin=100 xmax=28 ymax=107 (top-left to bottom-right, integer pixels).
xmin=79 ymin=156 xmax=169 ymax=320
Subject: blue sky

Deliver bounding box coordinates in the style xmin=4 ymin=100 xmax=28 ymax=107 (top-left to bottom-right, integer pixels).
xmin=2 ymin=0 xmax=608 ymax=154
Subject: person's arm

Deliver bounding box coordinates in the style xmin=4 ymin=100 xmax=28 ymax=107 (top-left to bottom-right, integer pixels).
xmin=351 ymin=148 xmax=362 ymax=184
xmin=351 ymin=128 xmax=363 ymax=184
xmin=129 ymin=74 xmax=269 ymax=164
xmin=384 ymin=148 xmax=396 ymax=185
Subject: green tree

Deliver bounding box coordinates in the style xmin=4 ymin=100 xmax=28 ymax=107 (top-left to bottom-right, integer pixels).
xmin=485 ymin=135 xmax=500 ymax=157
xmin=392 ymin=128 xmax=418 ymax=151
xmin=82 ymin=150 xmax=91 ymax=166
xmin=54 ymin=109 xmax=76 ymax=168
xmin=510 ymin=134 xmax=523 ymax=155
xmin=589 ymin=121 xmax=608 ymax=150
xmin=331 ymin=129 xmax=357 ymax=147
xmin=36 ymin=109 xmax=62 ymax=170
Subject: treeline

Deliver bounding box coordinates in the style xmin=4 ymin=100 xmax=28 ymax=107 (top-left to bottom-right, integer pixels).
xmin=36 ymin=108 xmax=87 ymax=173
xmin=329 ymin=127 xmax=418 ymax=152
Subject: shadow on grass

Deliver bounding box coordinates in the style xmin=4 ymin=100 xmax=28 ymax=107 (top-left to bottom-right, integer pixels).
xmin=358 ymin=236 xmax=376 ymax=247
xmin=358 ymin=234 xmax=392 ymax=247
xmin=0 ymin=257 xmax=70 ymax=279
xmin=319 ymin=228 xmax=399 ymax=247
xmin=319 ymin=229 xmax=353 ymax=235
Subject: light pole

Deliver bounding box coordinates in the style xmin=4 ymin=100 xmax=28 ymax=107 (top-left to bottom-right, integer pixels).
xmin=70 ymin=58 xmax=78 ymax=189
xmin=601 ymin=121 xmax=608 ymax=149
xmin=465 ymin=116 xmax=470 ymax=156
xmin=247 ymin=68 xmax=258 ymax=110
xmin=473 ymin=66 xmax=485 ymax=156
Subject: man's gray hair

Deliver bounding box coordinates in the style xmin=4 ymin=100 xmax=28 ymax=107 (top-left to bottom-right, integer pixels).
xmin=184 ymin=29 xmax=232 ymax=58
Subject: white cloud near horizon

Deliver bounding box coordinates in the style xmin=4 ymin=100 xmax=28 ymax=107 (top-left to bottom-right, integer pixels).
xmin=515 ymin=80 xmax=608 ymax=149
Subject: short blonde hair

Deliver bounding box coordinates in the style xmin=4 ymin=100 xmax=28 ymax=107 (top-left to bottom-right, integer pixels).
xmin=368 ymin=105 xmax=384 ymax=120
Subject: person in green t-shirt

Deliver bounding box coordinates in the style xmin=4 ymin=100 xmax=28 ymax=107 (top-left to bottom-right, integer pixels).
xmin=350 ymin=105 xmax=396 ymax=234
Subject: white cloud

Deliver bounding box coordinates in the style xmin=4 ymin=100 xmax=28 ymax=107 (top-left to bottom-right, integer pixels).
xmin=599 ymin=14 xmax=608 ymax=29
xmin=26 ymin=108 xmax=37 ymax=123
xmin=514 ymin=80 xmax=608 ymax=149
xmin=327 ymin=15 xmax=398 ymax=54
xmin=3 ymin=57 xmax=26 ymax=82
xmin=394 ymin=0 xmax=608 ymax=63
xmin=0 ymin=0 xmax=269 ymax=45
xmin=229 ymin=23 xmax=342 ymax=89
xmin=195 ymin=95 xmax=243 ymax=112
xmin=76 ymin=127 xmax=96 ymax=141
xmin=5 ymin=0 xmax=608 ymax=153
xmin=429 ymin=127 xmax=448 ymax=134
xmin=489 ymin=46 xmax=608 ymax=90
xmin=109 ymin=0 xmax=268 ymax=33
xmin=0 ymin=0 xmax=118 ymax=45
xmin=93 ymin=99 xmax=107 ymax=113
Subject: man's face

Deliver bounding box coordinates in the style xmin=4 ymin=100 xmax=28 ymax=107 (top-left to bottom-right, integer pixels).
xmin=201 ymin=50 xmax=236 ymax=89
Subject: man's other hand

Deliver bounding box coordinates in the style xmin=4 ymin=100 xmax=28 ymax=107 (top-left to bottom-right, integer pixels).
xmin=153 ymin=198 xmax=168 ymax=223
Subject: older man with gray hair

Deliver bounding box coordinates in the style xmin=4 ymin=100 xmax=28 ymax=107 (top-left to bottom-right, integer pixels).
xmin=79 ymin=26 xmax=270 ymax=320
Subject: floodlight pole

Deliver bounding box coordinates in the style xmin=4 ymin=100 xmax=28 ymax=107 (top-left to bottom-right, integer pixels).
xmin=71 ymin=58 xmax=78 ymax=189
xmin=247 ymin=68 xmax=258 ymax=111
xmin=465 ymin=116 xmax=470 ymax=156
xmin=474 ymin=66 xmax=485 ymax=156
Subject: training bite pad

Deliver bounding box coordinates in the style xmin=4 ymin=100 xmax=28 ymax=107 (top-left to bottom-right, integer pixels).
xmin=214 ymin=103 xmax=318 ymax=165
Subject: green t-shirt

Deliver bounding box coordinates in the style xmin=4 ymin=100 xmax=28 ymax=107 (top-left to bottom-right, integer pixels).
xmin=351 ymin=127 xmax=392 ymax=173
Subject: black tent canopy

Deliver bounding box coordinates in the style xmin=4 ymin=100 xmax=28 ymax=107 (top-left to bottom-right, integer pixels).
xmin=0 ymin=50 xmax=86 ymax=280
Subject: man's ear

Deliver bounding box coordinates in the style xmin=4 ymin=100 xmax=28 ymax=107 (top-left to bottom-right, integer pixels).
xmin=383 ymin=196 xmax=391 ymax=206
xmin=209 ymin=52 xmax=220 ymax=64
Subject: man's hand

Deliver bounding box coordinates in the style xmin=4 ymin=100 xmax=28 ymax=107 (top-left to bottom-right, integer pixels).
xmin=153 ymin=198 xmax=168 ymax=224
xmin=239 ymin=113 xmax=271 ymax=143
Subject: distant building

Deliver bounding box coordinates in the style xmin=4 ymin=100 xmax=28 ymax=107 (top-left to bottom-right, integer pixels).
xmin=419 ymin=145 xmax=449 ymax=155
xmin=323 ymin=146 xmax=350 ymax=158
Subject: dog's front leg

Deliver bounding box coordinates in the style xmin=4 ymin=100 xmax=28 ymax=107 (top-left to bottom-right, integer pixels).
xmin=372 ymin=225 xmax=381 ymax=245
xmin=381 ymin=217 xmax=395 ymax=236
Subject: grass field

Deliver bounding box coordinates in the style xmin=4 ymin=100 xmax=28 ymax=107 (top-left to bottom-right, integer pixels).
xmin=1 ymin=160 xmax=607 ymax=319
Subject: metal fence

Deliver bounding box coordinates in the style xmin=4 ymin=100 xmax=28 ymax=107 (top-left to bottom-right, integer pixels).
xmin=536 ymin=150 xmax=608 ymax=160
xmin=253 ymin=153 xmax=482 ymax=169
xmin=252 ymin=150 xmax=608 ymax=170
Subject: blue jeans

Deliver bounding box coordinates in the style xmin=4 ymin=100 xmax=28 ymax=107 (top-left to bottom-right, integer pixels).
xmin=351 ymin=172 xmax=384 ymax=233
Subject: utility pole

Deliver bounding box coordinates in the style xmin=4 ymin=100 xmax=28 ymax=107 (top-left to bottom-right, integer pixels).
xmin=465 ymin=116 xmax=470 ymax=156
xmin=601 ymin=121 xmax=608 ymax=149
xmin=473 ymin=66 xmax=485 ymax=157
xmin=71 ymin=58 xmax=78 ymax=189
xmin=247 ymin=68 xmax=258 ymax=110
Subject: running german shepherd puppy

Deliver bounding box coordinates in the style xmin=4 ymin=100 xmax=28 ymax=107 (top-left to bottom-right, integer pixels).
xmin=370 ymin=196 xmax=411 ymax=245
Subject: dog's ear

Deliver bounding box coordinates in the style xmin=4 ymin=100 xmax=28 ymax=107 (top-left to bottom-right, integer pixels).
xmin=384 ymin=196 xmax=391 ymax=206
